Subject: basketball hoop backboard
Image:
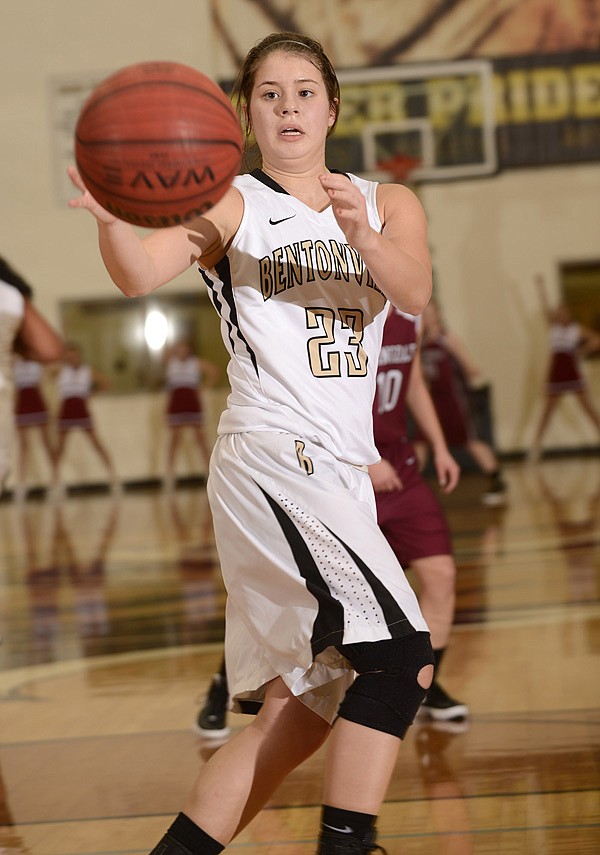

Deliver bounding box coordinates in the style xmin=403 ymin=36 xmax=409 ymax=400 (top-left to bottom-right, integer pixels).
xmin=327 ymin=59 xmax=497 ymax=182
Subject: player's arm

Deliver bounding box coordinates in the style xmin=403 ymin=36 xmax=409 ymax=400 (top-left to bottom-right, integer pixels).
xmin=319 ymin=175 xmax=432 ymax=315
xmin=534 ymin=273 xmax=554 ymax=324
xmin=406 ymin=342 xmax=460 ymax=493
xmin=368 ymin=458 xmax=404 ymax=492
xmin=67 ymin=167 xmax=243 ymax=297
xmin=14 ymin=300 xmax=64 ymax=363
xmin=579 ymin=325 xmax=600 ymax=357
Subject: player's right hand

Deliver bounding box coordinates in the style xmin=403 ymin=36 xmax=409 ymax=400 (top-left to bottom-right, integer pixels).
xmin=67 ymin=166 xmax=119 ymax=226
xmin=369 ymin=459 xmax=403 ymax=492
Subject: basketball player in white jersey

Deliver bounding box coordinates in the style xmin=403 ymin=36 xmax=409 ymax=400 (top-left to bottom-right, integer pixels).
xmin=68 ymin=32 xmax=434 ymax=855
xmin=0 ymin=257 xmax=62 ymax=496
xmin=196 ymin=307 xmax=468 ymax=740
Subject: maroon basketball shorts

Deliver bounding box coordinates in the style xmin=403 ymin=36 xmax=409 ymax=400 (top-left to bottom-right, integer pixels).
xmin=375 ymin=438 xmax=452 ymax=567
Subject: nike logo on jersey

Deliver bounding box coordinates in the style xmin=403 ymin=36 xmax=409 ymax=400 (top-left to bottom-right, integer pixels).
xmin=322 ymin=824 xmax=353 ymax=834
xmin=269 ymin=214 xmax=296 ymax=225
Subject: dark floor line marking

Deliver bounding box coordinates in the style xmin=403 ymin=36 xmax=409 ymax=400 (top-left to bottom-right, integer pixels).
xmin=3 ymin=790 xmax=600 ymax=828
xmin=4 ymin=822 xmax=600 ymax=855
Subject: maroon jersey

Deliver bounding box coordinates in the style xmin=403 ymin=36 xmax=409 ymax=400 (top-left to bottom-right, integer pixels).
xmin=372 ymin=309 xmax=452 ymax=565
xmin=372 ymin=309 xmax=419 ymax=447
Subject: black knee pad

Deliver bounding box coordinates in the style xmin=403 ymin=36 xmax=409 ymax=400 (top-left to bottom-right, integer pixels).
xmin=336 ymin=632 xmax=434 ymax=739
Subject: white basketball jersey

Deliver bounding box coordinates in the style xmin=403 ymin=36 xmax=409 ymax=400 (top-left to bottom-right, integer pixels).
xmin=200 ymin=170 xmax=389 ymax=466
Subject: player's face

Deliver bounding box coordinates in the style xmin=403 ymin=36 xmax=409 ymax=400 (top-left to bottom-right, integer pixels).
xmin=249 ymin=51 xmax=336 ymax=169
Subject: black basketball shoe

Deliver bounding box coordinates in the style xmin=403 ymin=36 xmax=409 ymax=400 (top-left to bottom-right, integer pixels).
xmin=193 ymin=673 xmax=230 ymax=739
xmin=317 ymin=827 xmax=387 ymax=854
xmin=419 ymin=681 xmax=469 ymax=722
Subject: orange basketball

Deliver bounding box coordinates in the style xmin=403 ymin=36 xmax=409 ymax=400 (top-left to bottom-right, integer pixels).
xmin=74 ymin=61 xmax=243 ymax=228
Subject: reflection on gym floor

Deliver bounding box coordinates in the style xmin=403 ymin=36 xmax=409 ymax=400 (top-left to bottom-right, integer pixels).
xmin=0 ymin=457 xmax=599 ymax=854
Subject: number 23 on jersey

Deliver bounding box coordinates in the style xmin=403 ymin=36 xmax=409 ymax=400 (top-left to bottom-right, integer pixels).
xmin=305 ymin=307 xmax=368 ymax=378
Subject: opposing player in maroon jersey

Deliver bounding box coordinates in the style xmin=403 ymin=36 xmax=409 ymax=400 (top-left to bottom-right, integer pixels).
xmin=371 ymin=307 xmax=468 ymax=721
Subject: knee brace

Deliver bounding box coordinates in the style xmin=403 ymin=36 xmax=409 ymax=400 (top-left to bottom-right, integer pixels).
xmin=336 ymin=632 xmax=434 ymax=739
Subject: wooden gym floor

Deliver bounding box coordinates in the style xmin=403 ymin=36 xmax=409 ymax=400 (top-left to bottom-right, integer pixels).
xmin=0 ymin=455 xmax=599 ymax=854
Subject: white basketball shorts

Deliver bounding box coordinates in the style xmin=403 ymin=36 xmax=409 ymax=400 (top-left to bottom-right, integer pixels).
xmin=208 ymin=430 xmax=429 ymax=724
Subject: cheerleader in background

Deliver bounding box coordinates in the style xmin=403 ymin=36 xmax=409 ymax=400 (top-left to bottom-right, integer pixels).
xmin=13 ymin=356 xmax=56 ymax=499
xmin=531 ymin=274 xmax=600 ymax=460
xmin=164 ymin=339 xmax=219 ymax=489
xmin=53 ymin=342 xmax=118 ymax=494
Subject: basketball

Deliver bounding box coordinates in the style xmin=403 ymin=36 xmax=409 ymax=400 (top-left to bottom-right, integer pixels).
xmin=74 ymin=61 xmax=243 ymax=228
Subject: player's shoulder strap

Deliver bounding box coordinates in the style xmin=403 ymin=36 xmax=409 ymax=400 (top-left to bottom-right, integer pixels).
xmin=246 ymin=168 xmax=351 ymax=194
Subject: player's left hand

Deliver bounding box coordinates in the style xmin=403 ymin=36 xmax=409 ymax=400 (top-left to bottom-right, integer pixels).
xmin=433 ymin=447 xmax=460 ymax=494
xmin=319 ymin=173 xmax=373 ymax=250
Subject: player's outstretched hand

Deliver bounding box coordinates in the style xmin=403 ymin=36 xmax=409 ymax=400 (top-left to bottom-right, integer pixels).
xmin=319 ymin=172 xmax=372 ymax=250
xmin=67 ymin=166 xmax=118 ymax=226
